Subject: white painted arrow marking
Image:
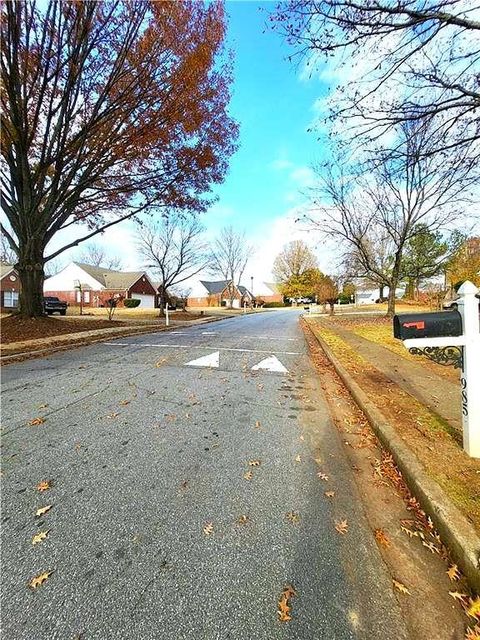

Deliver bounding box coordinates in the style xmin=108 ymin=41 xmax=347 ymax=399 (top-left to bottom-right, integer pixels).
xmin=185 ymin=351 xmax=219 ymax=368
xmin=251 ymin=355 xmax=288 ymax=373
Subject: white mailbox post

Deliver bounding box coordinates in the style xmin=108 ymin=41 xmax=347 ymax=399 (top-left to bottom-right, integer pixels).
xmin=402 ymin=281 xmax=480 ymax=458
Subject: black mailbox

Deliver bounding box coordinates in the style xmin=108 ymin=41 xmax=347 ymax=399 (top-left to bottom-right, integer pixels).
xmin=393 ymin=310 xmax=462 ymax=340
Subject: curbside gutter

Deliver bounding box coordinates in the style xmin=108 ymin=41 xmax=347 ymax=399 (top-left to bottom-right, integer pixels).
xmin=308 ymin=322 xmax=480 ymax=592
xmin=0 ymin=314 xmax=233 ymax=365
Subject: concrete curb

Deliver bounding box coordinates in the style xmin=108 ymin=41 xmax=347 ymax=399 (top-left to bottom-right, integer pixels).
xmin=0 ymin=314 xmax=232 ymax=365
xmin=307 ymin=321 xmax=480 ymax=592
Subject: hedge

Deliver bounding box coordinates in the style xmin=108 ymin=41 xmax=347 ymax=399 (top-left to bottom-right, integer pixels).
xmin=124 ymin=298 xmax=141 ymax=308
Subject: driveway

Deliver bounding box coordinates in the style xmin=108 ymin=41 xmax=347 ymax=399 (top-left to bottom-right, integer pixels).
xmin=1 ymin=310 xmax=410 ymax=639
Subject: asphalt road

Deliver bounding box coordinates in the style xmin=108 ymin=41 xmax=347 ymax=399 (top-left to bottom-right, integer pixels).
xmin=1 ymin=310 xmax=410 ymax=639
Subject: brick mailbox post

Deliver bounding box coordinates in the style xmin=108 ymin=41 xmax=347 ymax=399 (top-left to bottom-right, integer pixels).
xmin=394 ymin=280 xmax=480 ymax=459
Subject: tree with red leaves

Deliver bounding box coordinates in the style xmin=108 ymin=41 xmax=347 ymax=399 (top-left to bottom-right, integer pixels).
xmin=1 ymin=1 xmax=238 ymax=316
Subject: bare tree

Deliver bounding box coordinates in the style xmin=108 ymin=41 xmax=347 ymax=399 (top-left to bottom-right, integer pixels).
xmin=272 ymin=240 xmax=318 ymax=283
xmin=209 ymin=227 xmax=253 ymax=308
xmin=137 ymin=214 xmax=208 ymax=313
xmin=308 ymin=118 xmax=479 ymax=315
xmin=78 ymin=243 xmax=123 ymax=270
xmin=272 ymin=0 xmax=480 ymax=157
xmin=1 ymin=1 xmax=238 ymax=317
xmin=1 ymin=233 xmax=16 ymax=263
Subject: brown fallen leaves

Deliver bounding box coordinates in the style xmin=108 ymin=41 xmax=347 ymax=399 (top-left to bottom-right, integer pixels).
xmin=294 ymin=455 xmax=301 ymax=463
xmin=393 ymin=579 xmax=410 ymax=595
xmin=254 ymin=420 xmax=261 ymax=429
xmin=203 ymin=522 xmax=214 ymax=536
xmin=248 ymin=460 xmax=261 ymax=467
xmin=446 ymin=564 xmax=461 ymax=581
xmin=28 ymin=571 xmax=53 ymax=589
xmin=335 ymin=519 xmax=348 ymax=535
xmin=278 ymin=584 xmax=296 ymax=622
xmin=324 ymin=491 xmax=335 ymax=498
xmin=317 ymin=472 xmax=329 ymax=481
xmin=36 ymin=480 xmax=51 ymax=492
xmin=35 ymin=505 xmax=52 ymax=517
xmin=243 ymin=471 xmax=253 ymax=481
xmin=449 ymin=593 xmax=480 ymax=623
xmin=237 ymin=515 xmax=249 ymax=526
xmin=32 ymin=531 xmax=49 ymax=546
xmin=286 ymin=511 xmax=300 ymax=524
xmin=28 ymin=417 xmax=46 ymax=426
xmin=374 ymin=528 xmax=391 ymax=548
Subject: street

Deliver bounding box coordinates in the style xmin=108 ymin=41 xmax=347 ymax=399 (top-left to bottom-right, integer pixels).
xmin=1 ymin=310 xmax=411 ymax=639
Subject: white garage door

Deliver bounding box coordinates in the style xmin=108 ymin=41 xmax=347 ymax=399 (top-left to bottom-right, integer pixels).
xmin=132 ymin=294 xmax=155 ymax=308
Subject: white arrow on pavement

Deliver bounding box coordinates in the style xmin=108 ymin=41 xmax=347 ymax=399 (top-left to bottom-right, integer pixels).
xmin=251 ymin=355 xmax=288 ymax=373
xmin=185 ymin=352 xmax=220 ymax=368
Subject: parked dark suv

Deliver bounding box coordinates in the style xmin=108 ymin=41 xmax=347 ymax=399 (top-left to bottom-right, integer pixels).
xmin=43 ymin=296 xmax=67 ymax=315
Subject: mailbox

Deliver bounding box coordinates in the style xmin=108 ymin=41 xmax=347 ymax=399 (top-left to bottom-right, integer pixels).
xmin=393 ymin=310 xmax=462 ymax=340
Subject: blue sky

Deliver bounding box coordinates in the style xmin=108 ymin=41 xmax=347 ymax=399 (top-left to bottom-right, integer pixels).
xmin=48 ymin=1 xmax=335 ymax=283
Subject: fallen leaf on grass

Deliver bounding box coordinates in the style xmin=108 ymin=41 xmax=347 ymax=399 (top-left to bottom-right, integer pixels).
xmin=28 ymin=417 xmax=45 ymax=426
xmin=36 ymin=480 xmax=51 ymax=492
xmin=317 ymin=472 xmax=329 ymax=481
xmin=243 ymin=471 xmax=253 ymax=480
xmin=203 ymin=522 xmax=214 ymax=536
xmin=32 ymin=531 xmax=49 ymax=545
xmin=35 ymin=505 xmax=52 ymax=517
xmin=286 ymin=511 xmax=300 ymax=524
xmin=467 ymin=597 xmax=480 ymax=620
xmin=393 ymin=579 xmax=410 ymax=595
xmin=324 ymin=491 xmax=335 ymax=498
xmin=374 ymin=528 xmax=390 ymax=548
xmin=447 ymin=565 xmax=461 ymax=581
xmin=248 ymin=460 xmax=261 ymax=467
xmin=335 ymin=520 xmax=348 ymax=535
xmin=28 ymin=571 xmax=53 ymax=589
xmin=465 ymin=624 xmax=480 ymax=640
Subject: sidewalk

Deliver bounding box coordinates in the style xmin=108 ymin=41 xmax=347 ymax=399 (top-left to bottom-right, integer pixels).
xmin=0 ymin=315 xmax=225 ymax=362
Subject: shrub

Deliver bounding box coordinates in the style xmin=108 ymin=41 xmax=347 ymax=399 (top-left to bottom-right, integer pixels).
xmin=264 ymin=301 xmax=286 ymax=308
xmin=124 ymin=298 xmax=141 ymax=308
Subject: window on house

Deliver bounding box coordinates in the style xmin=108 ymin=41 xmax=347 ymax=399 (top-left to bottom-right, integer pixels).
xmin=84 ymin=291 xmax=90 ymax=303
xmin=3 ymin=291 xmax=19 ymax=307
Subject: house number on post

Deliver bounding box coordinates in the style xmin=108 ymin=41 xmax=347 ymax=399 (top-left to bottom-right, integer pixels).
xmin=393 ymin=281 xmax=480 ymax=459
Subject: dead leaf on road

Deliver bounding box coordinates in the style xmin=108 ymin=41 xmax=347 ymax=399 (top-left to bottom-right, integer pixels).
xmin=446 ymin=565 xmax=461 ymax=582
xmin=36 ymin=480 xmax=51 ymax=492
xmin=32 ymin=531 xmax=49 ymax=545
xmin=38 ymin=404 xmax=49 ymax=409
xmin=155 ymin=358 xmax=168 ymax=367
xmin=374 ymin=528 xmax=391 ymax=548
xmin=106 ymin=412 xmax=119 ymax=419
xmin=28 ymin=417 xmax=45 ymax=426
xmin=400 ymin=525 xmax=417 ymax=538
xmin=119 ymin=400 xmax=130 ymax=406
xmin=295 ymin=455 xmax=301 ymax=463
xmin=35 ymin=505 xmax=52 ymax=517
xmin=203 ymin=522 xmax=214 ymax=536
xmin=317 ymin=472 xmax=329 ymax=481
xmin=278 ymin=584 xmax=296 ymax=622
xmin=248 ymin=460 xmax=261 ymax=467
xmin=28 ymin=571 xmax=53 ymax=589
xmin=335 ymin=519 xmax=348 ymax=535
xmin=465 ymin=624 xmax=480 ymax=640
xmin=244 ymin=471 xmax=253 ymax=481
xmin=449 ymin=591 xmax=468 ymax=602
xmin=393 ymin=579 xmax=410 ymax=595
xmin=324 ymin=491 xmax=335 ymax=498
xmin=180 ymin=480 xmax=189 ymax=491
xmin=255 ymin=420 xmax=261 ymax=429
xmin=286 ymin=511 xmax=300 ymax=524
xmin=237 ymin=515 xmax=249 ymax=525
xmin=299 ymin=435 xmax=304 ymax=441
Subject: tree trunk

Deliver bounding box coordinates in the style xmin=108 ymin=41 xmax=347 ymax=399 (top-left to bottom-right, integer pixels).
xmin=404 ymin=278 xmax=415 ymax=299
xmin=329 ymin=301 xmax=335 ymax=315
xmin=386 ymin=257 xmax=402 ymax=317
xmin=158 ymin=287 xmax=166 ymax=316
xmin=379 ymin=285 xmax=384 ymax=299
xmin=17 ymin=243 xmax=46 ymax=317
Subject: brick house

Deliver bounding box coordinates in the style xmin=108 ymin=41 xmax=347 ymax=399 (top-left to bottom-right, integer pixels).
xmin=44 ymin=262 xmax=157 ymax=308
xmin=0 ymin=262 xmax=21 ymax=311
xmin=187 ymin=280 xmax=255 ymax=308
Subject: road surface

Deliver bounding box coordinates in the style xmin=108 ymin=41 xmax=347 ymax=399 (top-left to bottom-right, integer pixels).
xmin=1 ymin=310 xmax=410 ymax=639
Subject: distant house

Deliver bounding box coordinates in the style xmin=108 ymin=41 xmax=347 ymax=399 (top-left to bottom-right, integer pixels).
xmin=0 ymin=262 xmax=20 ymax=311
xmin=187 ymin=280 xmax=255 ymax=308
xmin=187 ymin=279 xmax=283 ymax=307
xmin=44 ymin=262 xmax=157 ymax=308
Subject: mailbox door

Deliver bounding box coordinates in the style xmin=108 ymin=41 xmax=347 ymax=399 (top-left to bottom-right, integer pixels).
xmin=393 ymin=310 xmax=462 ymax=340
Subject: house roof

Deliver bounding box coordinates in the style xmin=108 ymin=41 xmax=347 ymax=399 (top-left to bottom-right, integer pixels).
xmin=0 ymin=262 xmax=15 ymax=279
xmin=200 ymin=280 xmax=232 ymax=295
xmin=74 ymin=262 xmax=147 ymax=290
